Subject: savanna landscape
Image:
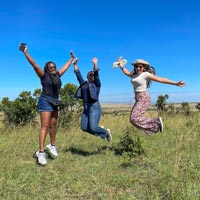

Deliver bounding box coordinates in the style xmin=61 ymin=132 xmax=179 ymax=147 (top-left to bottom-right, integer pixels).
xmin=0 ymin=100 xmax=200 ymax=200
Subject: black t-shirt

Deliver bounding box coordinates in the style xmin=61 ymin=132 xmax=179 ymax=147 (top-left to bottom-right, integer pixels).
xmin=41 ymin=72 xmax=61 ymax=98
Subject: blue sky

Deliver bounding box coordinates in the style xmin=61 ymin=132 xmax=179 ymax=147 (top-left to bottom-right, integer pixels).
xmin=1 ymin=0 xmax=200 ymax=103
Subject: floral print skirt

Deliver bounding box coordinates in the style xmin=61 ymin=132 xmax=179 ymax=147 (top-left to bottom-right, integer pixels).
xmin=130 ymin=91 xmax=159 ymax=135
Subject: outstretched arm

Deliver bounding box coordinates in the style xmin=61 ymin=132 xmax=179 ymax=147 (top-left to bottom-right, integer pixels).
xmin=59 ymin=50 xmax=74 ymax=76
xmin=149 ymin=74 xmax=186 ymax=88
xmin=117 ymin=56 xmax=133 ymax=77
xmin=19 ymin=45 xmax=44 ymax=78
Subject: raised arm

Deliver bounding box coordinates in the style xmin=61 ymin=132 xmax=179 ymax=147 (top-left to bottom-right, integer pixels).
xmin=92 ymin=57 xmax=101 ymax=87
xmin=58 ymin=50 xmax=74 ymax=76
xmin=19 ymin=45 xmax=44 ymax=78
xmin=73 ymin=57 xmax=84 ymax=84
xmin=117 ymin=56 xmax=133 ymax=77
xmin=73 ymin=57 xmax=79 ymax=72
xmin=149 ymin=74 xmax=186 ymax=88
xmin=92 ymin=57 xmax=98 ymax=71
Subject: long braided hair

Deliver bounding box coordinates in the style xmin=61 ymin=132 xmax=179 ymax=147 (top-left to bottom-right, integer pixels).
xmin=44 ymin=61 xmax=61 ymax=98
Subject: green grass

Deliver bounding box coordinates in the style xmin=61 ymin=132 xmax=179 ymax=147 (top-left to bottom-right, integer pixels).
xmin=0 ymin=111 xmax=200 ymax=200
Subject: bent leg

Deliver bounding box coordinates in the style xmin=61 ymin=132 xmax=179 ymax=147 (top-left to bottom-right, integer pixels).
xmin=81 ymin=110 xmax=92 ymax=133
xmin=130 ymin=92 xmax=159 ymax=135
xmin=88 ymin=102 xmax=108 ymax=139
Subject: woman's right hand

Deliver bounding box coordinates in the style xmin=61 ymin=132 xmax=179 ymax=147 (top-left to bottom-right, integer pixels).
xmin=92 ymin=57 xmax=98 ymax=65
xmin=19 ymin=44 xmax=27 ymax=54
xmin=117 ymin=56 xmax=124 ymax=68
xmin=70 ymin=50 xmax=75 ymax=59
xmin=118 ymin=56 xmax=123 ymax=63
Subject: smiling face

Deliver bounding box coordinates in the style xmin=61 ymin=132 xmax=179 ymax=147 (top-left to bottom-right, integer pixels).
xmin=134 ymin=64 xmax=145 ymax=74
xmin=87 ymin=71 xmax=94 ymax=82
xmin=47 ymin=62 xmax=57 ymax=74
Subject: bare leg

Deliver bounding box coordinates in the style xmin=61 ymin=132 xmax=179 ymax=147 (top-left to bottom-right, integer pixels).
xmin=49 ymin=111 xmax=58 ymax=145
xmin=39 ymin=111 xmax=52 ymax=151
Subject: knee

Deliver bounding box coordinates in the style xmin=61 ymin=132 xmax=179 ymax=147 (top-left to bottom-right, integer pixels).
xmin=49 ymin=125 xmax=57 ymax=129
xmin=41 ymin=125 xmax=49 ymax=132
xmin=130 ymin=116 xmax=137 ymax=126
xmin=89 ymin=125 xmax=97 ymax=133
xmin=50 ymin=119 xmax=57 ymax=127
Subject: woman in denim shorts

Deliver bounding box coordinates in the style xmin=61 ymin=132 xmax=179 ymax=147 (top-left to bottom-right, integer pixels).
xmin=19 ymin=44 xmax=74 ymax=166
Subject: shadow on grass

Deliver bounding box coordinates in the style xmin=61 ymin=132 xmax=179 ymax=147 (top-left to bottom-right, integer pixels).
xmin=65 ymin=146 xmax=114 ymax=156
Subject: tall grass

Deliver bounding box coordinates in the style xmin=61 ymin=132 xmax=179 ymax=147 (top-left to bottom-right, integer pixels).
xmin=0 ymin=111 xmax=200 ymax=200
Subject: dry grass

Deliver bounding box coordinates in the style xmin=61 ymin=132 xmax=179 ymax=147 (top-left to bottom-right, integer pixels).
xmin=0 ymin=105 xmax=200 ymax=199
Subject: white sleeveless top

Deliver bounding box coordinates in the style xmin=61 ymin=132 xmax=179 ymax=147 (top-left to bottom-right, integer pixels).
xmin=131 ymin=72 xmax=151 ymax=92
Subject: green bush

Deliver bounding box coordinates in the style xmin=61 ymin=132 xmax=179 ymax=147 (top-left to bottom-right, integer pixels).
xmin=0 ymin=91 xmax=37 ymax=127
xmin=115 ymin=127 xmax=146 ymax=167
xmin=0 ymin=83 xmax=82 ymax=129
xmin=58 ymin=83 xmax=82 ymax=128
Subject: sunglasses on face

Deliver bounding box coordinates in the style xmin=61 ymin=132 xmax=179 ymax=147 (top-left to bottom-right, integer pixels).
xmin=48 ymin=66 xmax=56 ymax=70
xmin=135 ymin=65 xmax=144 ymax=69
xmin=88 ymin=73 xmax=94 ymax=77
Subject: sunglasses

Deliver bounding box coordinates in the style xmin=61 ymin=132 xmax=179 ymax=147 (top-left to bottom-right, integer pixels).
xmin=135 ymin=65 xmax=144 ymax=69
xmin=88 ymin=73 xmax=94 ymax=76
xmin=48 ymin=66 xmax=56 ymax=70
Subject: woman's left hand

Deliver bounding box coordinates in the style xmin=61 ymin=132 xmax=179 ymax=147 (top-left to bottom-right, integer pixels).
xmin=92 ymin=57 xmax=98 ymax=65
xmin=177 ymin=81 xmax=186 ymax=88
xmin=73 ymin=57 xmax=78 ymax=65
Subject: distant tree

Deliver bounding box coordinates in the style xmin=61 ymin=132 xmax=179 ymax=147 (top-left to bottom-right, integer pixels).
xmin=195 ymin=103 xmax=200 ymax=111
xmin=181 ymin=102 xmax=190 ymax=115
xmin=155 ymin=94 xmax=169 ymax=112
xmin=168 ymin=103 xmax=175 ymax=113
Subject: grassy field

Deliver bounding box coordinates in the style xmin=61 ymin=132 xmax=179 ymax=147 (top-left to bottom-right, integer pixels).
xmin=0 ymin=107 xmax=200 ymax=200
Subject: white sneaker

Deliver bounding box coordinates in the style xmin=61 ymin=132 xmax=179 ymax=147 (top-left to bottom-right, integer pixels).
xmin=106 ymin=129 xmax=112 ymax=142
xmin=33 ymin=151 xmax=47 ymax=166
xmin=158 ymin=117 xmax=164 ymax=132
xmin=46 ymin=144 xmax=58 ymax=158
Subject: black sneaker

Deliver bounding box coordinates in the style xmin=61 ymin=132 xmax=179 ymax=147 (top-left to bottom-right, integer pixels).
xmin=158 ymin=117 xmax=163 ymax=132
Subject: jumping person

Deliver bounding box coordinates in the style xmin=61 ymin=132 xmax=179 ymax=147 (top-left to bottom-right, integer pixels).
xmin=19 ymin=43 xmax=74 ymax=165
xmin=115 ymin=56 xmax=186 ymax=135
xmin=73 ymin=57 xmax=112 ymax=142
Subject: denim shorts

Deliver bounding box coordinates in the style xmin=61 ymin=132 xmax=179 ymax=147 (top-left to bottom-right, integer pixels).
xmin=37 ymin=95 xmax=59 ymax=112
